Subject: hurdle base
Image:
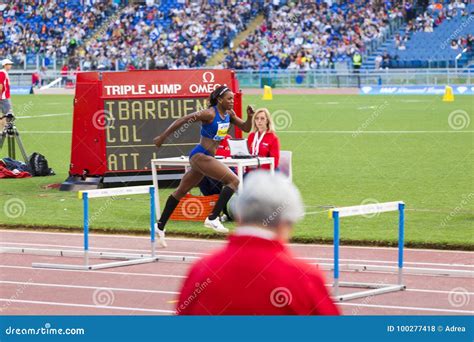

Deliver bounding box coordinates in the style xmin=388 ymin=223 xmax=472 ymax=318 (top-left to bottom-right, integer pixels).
xmin=1 ymin=247 xmax=150 ymax=260
xmin=32 ymin=253 xmax=197 ymax=271
xmin=333 ymin=281 xmax=405 ymax=302
xmin=32 ymin=257 xmax=159 ymax=271
xmin=1 ymin=246 xmax=197 ymax=270
xmin=316 ymin=262 xmax=473 ymax=278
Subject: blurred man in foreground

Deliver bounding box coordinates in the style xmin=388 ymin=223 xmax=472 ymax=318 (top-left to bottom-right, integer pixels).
xmin=177 ymin=171 xmax=339 ymax=315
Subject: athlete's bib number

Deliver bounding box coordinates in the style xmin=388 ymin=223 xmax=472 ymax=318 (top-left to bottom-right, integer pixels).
xmin=214 ymin=122 xmax=230 ymax=141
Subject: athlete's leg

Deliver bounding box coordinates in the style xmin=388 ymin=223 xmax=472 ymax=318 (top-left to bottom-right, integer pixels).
xmin=190 ymin=154 xmax=239 ymax=223
xmin=190 ymin=153 xmax=239 ymax=190
xmin=157 ymin=168 xmax=203 ymax=231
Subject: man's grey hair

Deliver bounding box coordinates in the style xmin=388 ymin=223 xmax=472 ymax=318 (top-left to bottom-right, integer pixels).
xmin=232 ymin=170 xmax=304 ymax=228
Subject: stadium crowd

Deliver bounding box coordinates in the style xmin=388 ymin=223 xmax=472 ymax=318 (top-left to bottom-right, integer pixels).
xmin=0 ymin=0 xmax=116 ymax=67
xmin=381 ymin=0 xmax=472 ymax=68
xmin=1 ymin=0 xmax=471 ymax=71
xmin=223 ymin=0 xmax=405 ymax=70
xmin=407 ymin=0 xmax=472 ymax=51
xmin=77 ymin=1 xmax=261 ymax=70
xmin=405 ymin=0 xmax=470 ymax=33
xmin=1 ymin=0 xmax=407 ymax=71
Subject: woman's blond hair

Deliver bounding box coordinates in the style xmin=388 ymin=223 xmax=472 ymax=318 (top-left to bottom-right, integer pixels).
xmin=252 ymin=108 xmax=275 ymax=133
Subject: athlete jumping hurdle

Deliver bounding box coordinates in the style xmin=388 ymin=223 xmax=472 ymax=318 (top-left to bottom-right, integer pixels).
xmin=153 ymin=85 xmax=255 ymax=247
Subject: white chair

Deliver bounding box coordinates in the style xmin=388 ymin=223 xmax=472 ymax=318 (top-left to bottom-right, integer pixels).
xmin=278 ymin=150 xmax=293 ymax=182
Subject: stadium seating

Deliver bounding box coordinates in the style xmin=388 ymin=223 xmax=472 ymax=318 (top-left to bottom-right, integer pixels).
xmin=364 ymin=2 xmax=474 ymax=69
xmin=223 ymin=0 xmax=403 ymax=70
xmin=1 ymin=0 xmax=473 ymax=71
xmin=0 ymin=0 xmax=115 ymax=68
xmin=65 ymin=0 xmax=263 ymax=70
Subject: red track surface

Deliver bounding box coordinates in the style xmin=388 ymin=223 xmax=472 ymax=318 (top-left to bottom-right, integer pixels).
xmin=0 ymin=230 xmax=473 ymax=315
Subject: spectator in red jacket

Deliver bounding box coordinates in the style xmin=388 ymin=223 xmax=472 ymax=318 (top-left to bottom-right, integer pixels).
xmin=0 ymin=59 xmax=13 ymax=132
xmin=60 ymin=64 xmax=68 ymax=86
xmin=177 ymin=171 xmax=340 ymax=315
xmin=247 ymin=108 xmax=280 ymax=170
xmin=32 ymin=71 xmax=40 ymax=87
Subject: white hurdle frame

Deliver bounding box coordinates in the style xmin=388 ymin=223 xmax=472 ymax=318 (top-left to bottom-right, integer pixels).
xmin=31 ymin=186 xmax=196 ymax=270
xmin=330 ymin=201 xmax=406 ymax=301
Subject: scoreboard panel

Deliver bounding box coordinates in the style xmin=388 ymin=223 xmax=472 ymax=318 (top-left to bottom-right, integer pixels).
xmin=104 ymin=98 xmax=207 ymax=171
xmin=68 ymin=69 xmax=241 ymax=178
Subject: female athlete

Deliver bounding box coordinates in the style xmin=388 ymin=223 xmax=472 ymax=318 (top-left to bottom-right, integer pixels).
xmin=153 ymin=85 xmax=254 ymax=247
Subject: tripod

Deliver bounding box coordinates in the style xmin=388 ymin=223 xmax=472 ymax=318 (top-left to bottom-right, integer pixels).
xmin=0 ymin=113 xmax=28 ymax=163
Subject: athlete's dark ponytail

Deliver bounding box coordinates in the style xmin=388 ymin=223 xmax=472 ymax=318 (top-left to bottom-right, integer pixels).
xmin=208 ymin=85 xmax=230 ymax=107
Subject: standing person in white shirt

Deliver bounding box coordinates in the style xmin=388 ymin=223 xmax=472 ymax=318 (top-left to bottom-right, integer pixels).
xmin=0 ymin=59 xmax=13 ymax=131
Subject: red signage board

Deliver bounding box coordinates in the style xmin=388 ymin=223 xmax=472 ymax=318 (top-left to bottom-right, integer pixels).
xmin=69 ymin=69 xmax=241 ymax=178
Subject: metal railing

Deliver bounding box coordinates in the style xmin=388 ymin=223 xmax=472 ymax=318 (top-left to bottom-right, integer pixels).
xmin=8 ymin=68 xmax=473 ymax=89
xmin=364 ymin=16 xmax=404 ymax=59
xmin=234 ymin=69 xmax=473 ymax=88
xmin=6 ymin=53 xmax=66 ymax=71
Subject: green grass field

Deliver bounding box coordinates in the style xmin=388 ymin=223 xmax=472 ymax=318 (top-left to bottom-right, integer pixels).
xmin=0 ymin=94 xmax=472 ymax=249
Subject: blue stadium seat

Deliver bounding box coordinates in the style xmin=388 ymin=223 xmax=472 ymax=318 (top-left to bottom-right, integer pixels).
xmin=366 ymin=10 xmax=473 ymax=69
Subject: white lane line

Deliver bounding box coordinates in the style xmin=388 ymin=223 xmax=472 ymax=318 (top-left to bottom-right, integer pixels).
xmin=1 ymin=298 xmax=468 ymax=315
xmin=0 ymin=265 xmax=186 ymax=279
xmin=406 ymin=288 xmax=474 ymax=296
xmin=3 ymin=279 xmax=472 ymax=297
xmin=398 ymin=99 xmax=432 ymax=103
xmin=0 ymin=263 xmax=470 ymax=278
xmin=278 ymin=130 xmax=474 ymax=134
xmin=1 ymin=280 xmax=472 ymax=315
xmin=21 ymin=131 xmax=71 ymax=134
xmin=3 ymin=241 xmax=472 ymax=268
xmin=17 ymin=113 xmax=70 ymax=119
xmin=357 ymin=106 xmax=377 ymax=110
xmin=339 ymin=302 xmax=473 ymax=314
xmin=2 ymin=230 xmax=472 ymax=254
xmin=1 ymin=241 xmax=207 ymax=256
xmin=0 ymin=298 xmax=174 ymax=314
xmin=0 ymin=280 xmax=179 ymax=295
xmin=2 ymin=265 xmax=472 ymax=297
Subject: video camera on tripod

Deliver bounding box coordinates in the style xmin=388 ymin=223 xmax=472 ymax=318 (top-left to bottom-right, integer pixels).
xmin=0 ymin=111 xmax=29 ymax=162
xmin=1 ymin=112 xmax=15 ymax=121
xmin=0 ymin=111 xmax=55 ymax=177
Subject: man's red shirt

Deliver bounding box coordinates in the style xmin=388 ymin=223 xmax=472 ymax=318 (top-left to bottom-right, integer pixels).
xmin=177 ymin=231 xmax=340 ymax=315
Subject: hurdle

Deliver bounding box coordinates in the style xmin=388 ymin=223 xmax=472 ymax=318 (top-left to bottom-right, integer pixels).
xmin=31 ymin=186 xmax=197 ymax=270
xmin=329 ymin=201 xmax=406 ymax=301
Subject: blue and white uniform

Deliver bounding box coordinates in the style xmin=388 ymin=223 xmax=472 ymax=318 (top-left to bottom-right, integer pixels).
xmin=189 ymin=106 xmax=230 ymax=158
